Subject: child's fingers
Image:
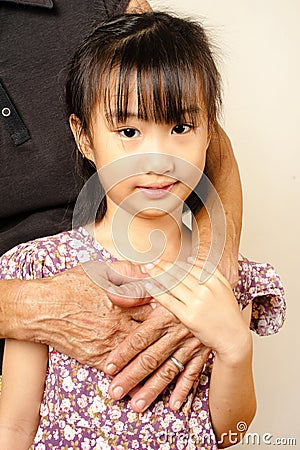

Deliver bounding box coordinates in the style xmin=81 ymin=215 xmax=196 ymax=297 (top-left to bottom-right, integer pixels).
xmin=183 ymin=259 xmax=232 ymax=288
xmin=145 ymin=260 xmax=231 ymax=305
xmin=146 ymin=281 xmax=189 ymax=317
xmin=148 ymin=260 xmax=193 ymax=296
xmin=147 ymin=261 xmax=211 ymax=304
xmin=149 ymin=259 xmax=226 ymax=291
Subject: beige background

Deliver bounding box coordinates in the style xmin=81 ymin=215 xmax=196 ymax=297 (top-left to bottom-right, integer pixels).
xmin=150 ymin=0 xmax=300 ymax=447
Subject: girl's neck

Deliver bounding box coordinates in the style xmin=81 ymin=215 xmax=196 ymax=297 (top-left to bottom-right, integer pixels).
xmin=92 ymin=205 xmax=192 ymax=263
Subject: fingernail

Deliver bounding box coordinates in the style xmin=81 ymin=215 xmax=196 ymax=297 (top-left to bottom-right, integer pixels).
xmin=174 ymin=401 xmax=181 ymax=410
xmin=140 ymin=265 xmax=148 ymax=274
xmin=106 ymin=363 xmax=117 ymax=375
xmin=145 ymin=263 xmax=155 ymax=270
xmin=149 ymin=300 xmax=157 ymax=309
xmin=112 ymin=386 xmax=124 ymax=399
xmin=135 ymin=399 xmax=146 ymax=411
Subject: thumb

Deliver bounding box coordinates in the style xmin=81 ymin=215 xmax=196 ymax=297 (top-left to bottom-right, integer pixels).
xmin=81 ymin=260 xmax=152 ymax=306
xmin=107 ymin=279 xmax=152 ymax=307
xmin=107 ymin=259 xmax=147 ymax=281
xmin=106 ymin=261 xmax=154 ymax=306
xmin=81 ymin=259 xmax=145 ymax=285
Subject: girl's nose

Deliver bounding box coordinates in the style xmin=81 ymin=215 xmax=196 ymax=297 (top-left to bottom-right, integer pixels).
xmin=139 ymin=152 xmax=175 ymax=175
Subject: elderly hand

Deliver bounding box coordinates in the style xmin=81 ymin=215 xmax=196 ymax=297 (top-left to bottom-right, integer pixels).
xmin=4 ymin=258 xmax=210 ymax=412
xmin=6 ymin=261 xmax=152 ymax=369
xmin=104 ymin=299 xmax=211 ymax=412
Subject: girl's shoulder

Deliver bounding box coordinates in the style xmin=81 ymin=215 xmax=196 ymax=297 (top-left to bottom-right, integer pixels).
xmin=0 ymin=228 xmax=98 ymax=280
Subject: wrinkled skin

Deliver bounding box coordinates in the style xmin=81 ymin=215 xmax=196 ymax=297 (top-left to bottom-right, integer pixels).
xmin=104 ymin=303 xmax=211 ymax=412
xmin=5 ymin=262 xmax=152 ymax=368
xmin=3 ymin=260 xmax=211 ymax=412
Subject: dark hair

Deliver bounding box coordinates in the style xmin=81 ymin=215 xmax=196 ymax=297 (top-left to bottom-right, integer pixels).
xmin=66 ymin=12 xmax=222 ymax=224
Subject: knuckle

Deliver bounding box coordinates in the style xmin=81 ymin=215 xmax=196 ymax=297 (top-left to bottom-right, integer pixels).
xmin=139 ymin=353 xmax=160 ymax=372
xmin=165 ymin=321 xmax=190 ymax=339
xmin=183 ymin=354 xmax=210 ymax=379
xmin=157 ymin=364 xmax=178 ymax=383
xmin=128 ymin=332 xmax=150 ymax=353
xmin=187 ymin=347 xmax=210 ymax=365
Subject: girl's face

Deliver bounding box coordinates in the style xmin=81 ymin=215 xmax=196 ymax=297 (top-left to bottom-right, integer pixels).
xmin=71 ymin=91 xmax=210 ymax=220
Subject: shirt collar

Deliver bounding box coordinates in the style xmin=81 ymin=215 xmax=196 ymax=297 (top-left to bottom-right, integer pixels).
xmin=0 ymin=0 xmax=53 ymax=8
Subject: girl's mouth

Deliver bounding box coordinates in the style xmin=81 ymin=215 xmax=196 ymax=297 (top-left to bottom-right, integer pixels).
xmin=136 ymin=182 xmax=176 ymax=199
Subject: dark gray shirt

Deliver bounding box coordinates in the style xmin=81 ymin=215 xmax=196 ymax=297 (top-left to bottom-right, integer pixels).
xmin=0 ymin=0 xmax=129 ymax=255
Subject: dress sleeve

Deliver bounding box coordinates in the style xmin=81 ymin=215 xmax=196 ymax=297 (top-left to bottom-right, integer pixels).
xmin=0 ymin=233 xmax=79 ymax=281
xmin=234 ymin=256 xmax=286 ymax=337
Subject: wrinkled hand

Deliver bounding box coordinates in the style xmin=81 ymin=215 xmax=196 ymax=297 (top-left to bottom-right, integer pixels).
xmin=104 ymin=302 xmax=211 ymax=412
xmin=15 ymin=258 xmax=211 ymax=412
xmin=17 ymin=261 xmax=152 ymax=369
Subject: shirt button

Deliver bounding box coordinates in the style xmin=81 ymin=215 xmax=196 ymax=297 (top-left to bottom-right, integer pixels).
xmin=1 ymin=107 xmax=11 ymax=117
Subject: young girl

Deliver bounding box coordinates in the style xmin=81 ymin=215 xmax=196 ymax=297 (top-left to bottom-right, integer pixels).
xmin=0 ymin=12 xmax=285 ymax=449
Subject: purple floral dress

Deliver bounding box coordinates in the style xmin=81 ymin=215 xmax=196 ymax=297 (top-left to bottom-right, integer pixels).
xmin=0 ymin=228 xmax=286 ymax=449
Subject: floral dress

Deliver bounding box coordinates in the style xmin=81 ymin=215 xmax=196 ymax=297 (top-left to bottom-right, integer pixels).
xmin=0 ymin=227 xmax=286 ymax=449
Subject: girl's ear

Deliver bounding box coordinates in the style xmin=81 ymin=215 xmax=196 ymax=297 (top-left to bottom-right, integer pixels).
xmin=69 ymin=114 xmax=95 ymax=163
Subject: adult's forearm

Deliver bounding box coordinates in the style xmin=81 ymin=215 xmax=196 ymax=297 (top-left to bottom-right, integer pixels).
xmin=0 ymin=277 xmax=60 ymax=343
xmin=195 ymin=124 xmax=243 ymax=285
xmin=1 ymin=264 xmax=153 ymax=368
xmin=125 ymin=0 xmax=152 ymax=13
xmin=0 ymin=279 xmax=28 ymax=339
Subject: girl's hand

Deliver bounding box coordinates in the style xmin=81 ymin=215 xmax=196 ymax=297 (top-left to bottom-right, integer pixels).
xmin=145 ymin=260 xmax=251 ymax=362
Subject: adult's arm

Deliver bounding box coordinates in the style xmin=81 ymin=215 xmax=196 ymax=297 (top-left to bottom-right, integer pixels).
xmin=0 ymin=262 xmax=153 ymax=366
xmin=195 ymin=125 xmax=243 ymax=287
xmin=0 ymin=261 xmax=209 ymax=413
xmin=125 ymin=0 xmax=152 ymax=13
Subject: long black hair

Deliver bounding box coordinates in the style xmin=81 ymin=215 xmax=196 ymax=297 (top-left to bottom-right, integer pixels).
xmin=66 ymin=12 xmax=222 ymax=224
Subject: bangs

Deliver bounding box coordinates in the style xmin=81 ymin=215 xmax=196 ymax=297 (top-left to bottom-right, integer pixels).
xmin=66 ymin=12 xmax=221 ymax=134
xmin=101 ymin=52 xmax=206 ymax=127
xmin=94 ymin=16 xmax=219 ymax=129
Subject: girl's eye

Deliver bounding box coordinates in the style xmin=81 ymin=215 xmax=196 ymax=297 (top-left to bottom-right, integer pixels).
xmin=118 ymin=128 xmax=140 ymax=138
xmin=172 ymin=124 xmax=192 ymax=135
